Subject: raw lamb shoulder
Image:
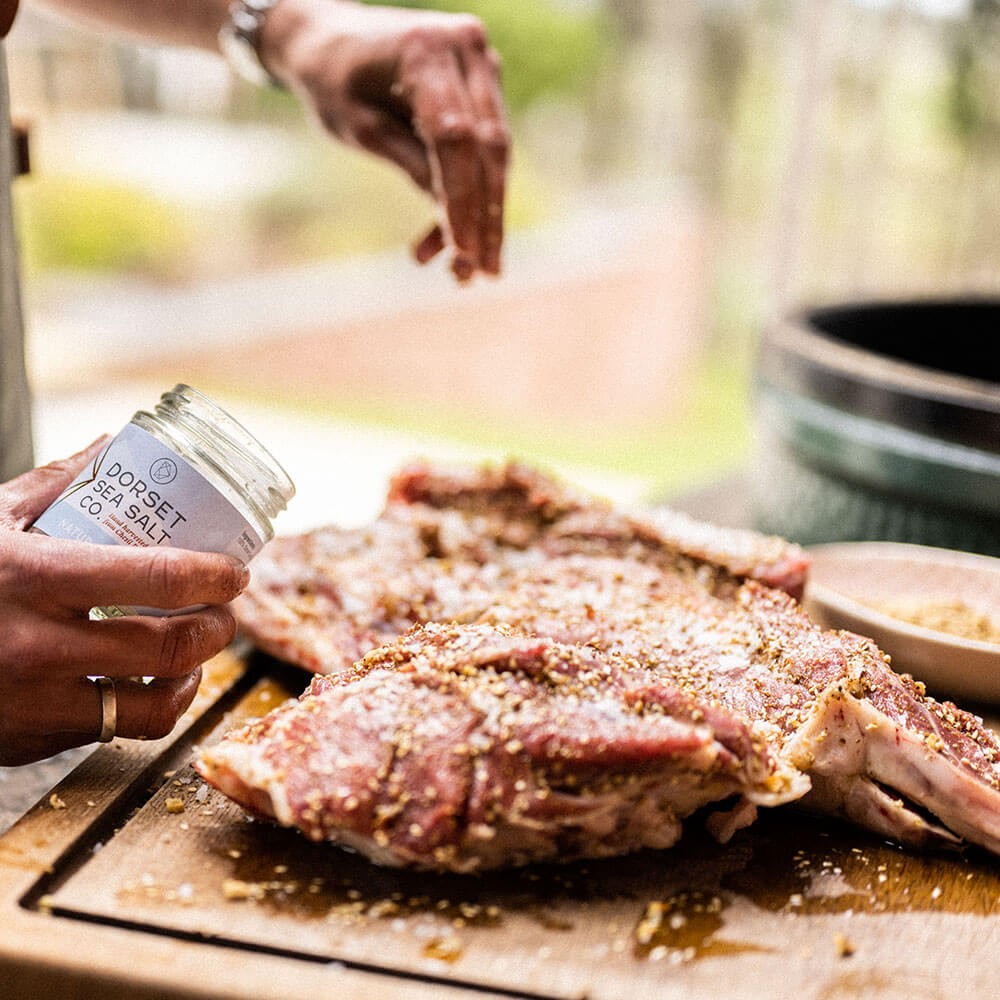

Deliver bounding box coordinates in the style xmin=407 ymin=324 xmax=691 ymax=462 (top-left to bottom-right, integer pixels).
xmin=196 ymin=462 xmax=1000 ymax=871
xmin=200 ymin=621 xmax=805 ymax=871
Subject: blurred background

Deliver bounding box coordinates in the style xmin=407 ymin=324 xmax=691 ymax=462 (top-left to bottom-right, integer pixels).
xmin=6 ymin=0 xmax=1000 ymax=525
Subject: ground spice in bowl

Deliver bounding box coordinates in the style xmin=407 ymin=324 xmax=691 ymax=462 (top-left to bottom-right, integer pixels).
xmin=874 ymin=599 xmax=1000 ymax=645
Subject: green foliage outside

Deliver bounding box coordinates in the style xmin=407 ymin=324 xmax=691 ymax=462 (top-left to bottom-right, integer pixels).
xmin=15 ymin=175 xmax=192 ymax=279
xmin=944 ymin=1 xmax=1000 ymax=147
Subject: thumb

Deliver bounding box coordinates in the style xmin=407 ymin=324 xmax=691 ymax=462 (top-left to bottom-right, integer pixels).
xmin=0 ymin=436 xmax=112 ymax=530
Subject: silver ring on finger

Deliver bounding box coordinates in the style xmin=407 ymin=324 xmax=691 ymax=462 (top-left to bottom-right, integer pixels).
xmin=94 ymin=676 xmax=118 ymax=743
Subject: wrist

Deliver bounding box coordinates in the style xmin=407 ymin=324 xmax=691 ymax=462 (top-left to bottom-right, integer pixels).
xmin=219 ymin=0 xmax=289 ymax=87
xmin=258 ymin=0 xmax=363 ymax=87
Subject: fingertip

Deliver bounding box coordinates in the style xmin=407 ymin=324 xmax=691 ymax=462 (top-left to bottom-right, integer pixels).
xmin=212 ymin=602 xmax=244 ymax=644
xmin=483 ymin=248 xmax=502 ymax=276
xmin=47 ymin=435 xmax=113 ymax=475
xmin=205 ymin=553 xmax=250 ymax=604
xmin=66 ymin=434 xmax=113 ymax=465
xmin=413 ymin=224 xmax=445 ymax=264
xmin=226 ymin=556 xmax=251 ymax=595
xmin=182 ymin=663 xmax=204 ymax=706
xmin=451 ymin=254 xmax=475 ymax=283
xmin=166 ymin=665 xmax=204 ymax=735
xmin=219 ymin=604 xmax=240 ymax=648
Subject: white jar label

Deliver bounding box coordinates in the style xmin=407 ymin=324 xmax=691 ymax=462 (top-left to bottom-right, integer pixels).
xmin=34 ymin=423 xmax=264 ymax=563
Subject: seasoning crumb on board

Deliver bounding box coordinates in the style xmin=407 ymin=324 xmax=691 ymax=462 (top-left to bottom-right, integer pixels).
xmin=48 ymin=793 xmax=66 ymax=810
xmin=834 ymin=932 xmax=855 ymax=958
xmin=164 ymin=798 xmax=185 ymax=814
xmin=422 ymin=934 xmax=464 ymax=963
xmin=222 ymin=878 xmax=265 ymax=901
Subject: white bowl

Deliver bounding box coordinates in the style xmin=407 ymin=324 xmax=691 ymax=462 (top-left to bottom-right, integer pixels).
xmin=803 ymin=541 xmax=1000 ymax=703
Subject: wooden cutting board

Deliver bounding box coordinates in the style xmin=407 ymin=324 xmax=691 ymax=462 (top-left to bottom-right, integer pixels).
xmin=2 ymin=648 xmax=1000 ymax=1000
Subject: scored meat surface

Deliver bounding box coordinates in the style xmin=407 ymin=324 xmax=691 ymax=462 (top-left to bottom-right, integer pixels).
xmin=197 ymin=462 xmax=1000 ymax=871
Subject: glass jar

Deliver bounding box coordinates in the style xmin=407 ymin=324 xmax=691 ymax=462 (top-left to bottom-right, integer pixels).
xmin=32 ymin=384 xmax=295 ymax=617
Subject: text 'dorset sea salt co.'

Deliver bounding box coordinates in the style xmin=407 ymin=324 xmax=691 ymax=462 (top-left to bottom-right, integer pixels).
xmin=32 ymin=384 xmax=295 ymax=618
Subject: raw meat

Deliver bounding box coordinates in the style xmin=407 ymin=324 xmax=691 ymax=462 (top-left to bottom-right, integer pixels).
xmin=197 ymin=621 xmax=806 ymax=871
xmin=198 ymin=462 xmax=1000 ymax=870
xmin=233 ymin=461 xmax=808 ymax=673
xmin=386 ymin=461 xmax=810 ymax=596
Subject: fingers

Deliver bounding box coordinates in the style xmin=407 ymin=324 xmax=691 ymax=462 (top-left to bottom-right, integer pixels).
xmin=18 ymin=537 xmax=249 ymax=613
xmin=0 ymin=604 xmax=230 ymax=764
xmin=0 ymin=669 xmax=203 ymax=766
xmin=461 ymin=46 xmax=508 ymax=277
xmin=49 ymin=672 xmax=202 ymax=742
xmin=405 ymin=48 xmax=483 ymax=278
xmin=105 ymin=669 xmax=203 ymax=741
xmin=3 ymin=603 xmax=236 ymax=680
xmin=0 ymin=444 xmax=248 ymax=766
xmin=98 ymin=608 xmax=236 ymax=682
xmin=0 ymin=436 xmax=111 ymax=531
xmin=268 ymin=1 xmax=509 ymax=281
xmin=399 ymin=23 xmax=509 ymax=280
xmin=348 ymin=105 xmax=433 ymax=192
xmin=78 ymin=606 xmax=237 ymax=679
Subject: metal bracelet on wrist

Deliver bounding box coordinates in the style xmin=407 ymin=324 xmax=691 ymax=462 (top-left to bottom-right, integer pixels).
xmin=218 ymin=0 xmax=285 ymax=88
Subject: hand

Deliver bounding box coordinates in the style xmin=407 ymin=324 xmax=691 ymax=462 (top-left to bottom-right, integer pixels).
xmin=261 ymin=0 xmax=510 ymax=282
xmin=0 ymin=440 xmax=250 ymax=766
